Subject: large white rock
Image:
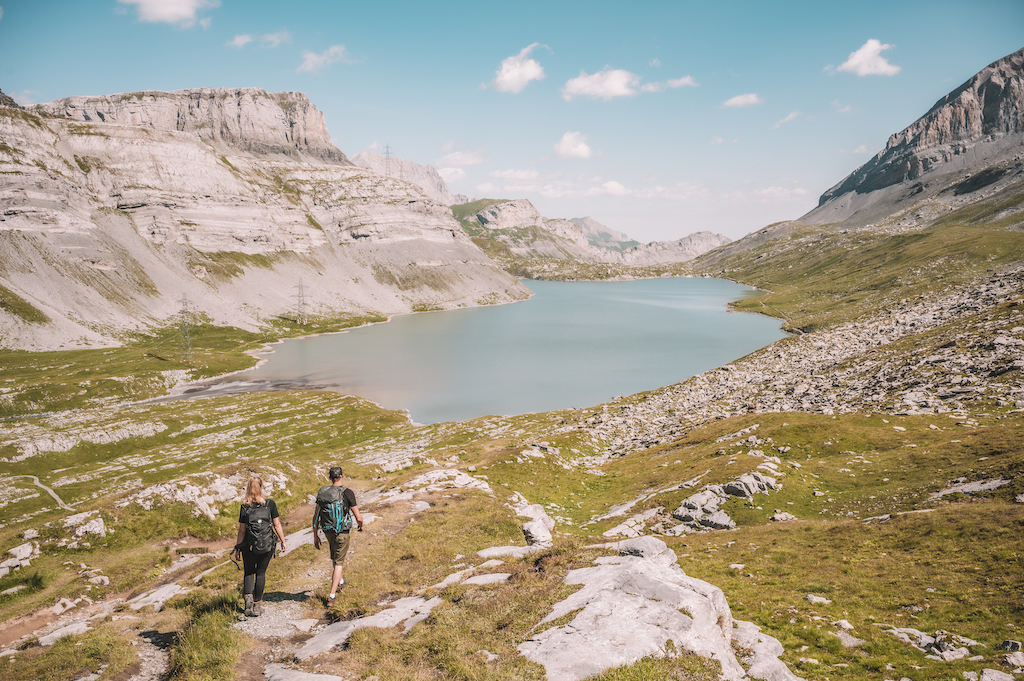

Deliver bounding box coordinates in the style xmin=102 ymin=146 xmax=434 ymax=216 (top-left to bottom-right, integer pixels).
xmin=518 ymin=537 xmax=800 ymax=681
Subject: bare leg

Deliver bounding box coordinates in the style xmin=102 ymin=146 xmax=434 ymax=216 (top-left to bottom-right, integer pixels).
xmin=329 ymin=564 xmax=345 ymax=595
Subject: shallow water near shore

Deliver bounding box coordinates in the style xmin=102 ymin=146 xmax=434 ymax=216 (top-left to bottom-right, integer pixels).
xmin=233 ymin=278 xmax=786 ymax=423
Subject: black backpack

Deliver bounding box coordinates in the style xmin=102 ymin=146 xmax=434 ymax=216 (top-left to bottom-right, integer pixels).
xmin=244 ymin=503 xmax=276 ymax=553
xmin=316 ymin=485 xmax=353 ymax=533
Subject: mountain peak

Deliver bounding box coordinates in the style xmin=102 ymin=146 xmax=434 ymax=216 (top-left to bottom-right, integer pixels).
xmin=803 ymin=46 xmax=1024 ymax=226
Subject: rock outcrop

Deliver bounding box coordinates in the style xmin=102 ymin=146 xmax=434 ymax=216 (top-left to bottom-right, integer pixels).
xmin=350 ymin=150 xmax=459 ymax=205
xmin=0 ymin=92 xmax=529 ymax=350
xmin=37 ymin=87 xmax=350 ymax=165
xmin=518 ymin=537 xmax=801 ymax=681
xmin=803 ymin=46 xmax=1024 ymax=227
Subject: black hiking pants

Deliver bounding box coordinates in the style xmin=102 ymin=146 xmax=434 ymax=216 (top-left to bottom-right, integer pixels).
xmin=241 ymin=549 xmax=273 ymax=601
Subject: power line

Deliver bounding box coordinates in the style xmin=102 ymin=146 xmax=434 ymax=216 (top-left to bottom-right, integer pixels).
xmin=383 ymin=143 xmax=393 ymax=178
xmin=293 ymin=278 xmax=307 ymax=326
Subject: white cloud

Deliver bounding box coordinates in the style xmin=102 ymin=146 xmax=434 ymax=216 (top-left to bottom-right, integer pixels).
xmin=229 ymin=30 xmax=291 ymax=49
xmin=832 ymin=99 xmax=853 ymax=113
xmin=641 ymin=76 xmax=698 ymax=92
xmin=562 ymin=68 xmax=640 ymax=101
xmin=435 ymin=150 xmax=486 ymax=166
xmin=853 ymin=144 xmax=871 ymax=154
xmin=298 ymin=45 xmax=353 ymax=73
xmin=837 ymin=39 xmax=901 ymax=77
xmin=227 ymin=34 xmax=252 ymax=48
xmin=723 ymin=93 xmax=763 ymax=108
xmin=438 ymin=168 xmax=467 ymax=182
xmin=490 ymin=43 xmax=547 ymax=94
xmin=10 ymin=90 xmax=40 ymax=106
xmin=596 ymin=180 xmax=627 ymax=196
xmin=439 ymin=140 xmax=454 ymax=153
xmin=199 ymin=17 xmax=211 ymax=29
xmin=261 ymin=30 xmax=291 ymax=48
xmin=772 ymin=111 xmax=801 ymax=128
xmin=490 ymin=169 xmax=540 ymax=180
xmin=118 ymin=0 xmax=218 ymax=27
xmin=0 ymin=7 xmax=4 ymax=22
xmin=753 ymin=186 xmax=808 ymax=201
xmin=554 ymin=131 xmax=593 ymax=159
xmin=649 ymin=58 xmax=661 ymax=67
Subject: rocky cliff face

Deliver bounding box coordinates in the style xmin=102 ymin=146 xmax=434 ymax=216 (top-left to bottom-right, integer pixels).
xmin=804 ymin=47 xmax=1024 ymax=227
xmin=468 ymin=199 xmax=730 ymax=264
xmin=350 ymin=151 xmax=458 ymax=205
xmin=37 ymin=88 xmax=351 ymax=165
xmin=0 ymin=96 xmax=528 ymax=351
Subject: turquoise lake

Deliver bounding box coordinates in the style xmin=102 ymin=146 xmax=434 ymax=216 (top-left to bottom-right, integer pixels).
xmin=234 ymin=278 xmax=787 ymax=423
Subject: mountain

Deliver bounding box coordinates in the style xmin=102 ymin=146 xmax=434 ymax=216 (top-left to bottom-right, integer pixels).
xmin=569 ymin=216 xmax=639 ymax=252
xmin=0 ymin=89 xmax=528 ymax=351
xmin=38 ymin=87 xmax=351 ymax=166
xmin=802 ymin=46 xmax=1024 ymax=228
xmin=458 ymin=199 xmax=730 ymax=265
xmin=350 ymin=150 xmax=459 ymax=205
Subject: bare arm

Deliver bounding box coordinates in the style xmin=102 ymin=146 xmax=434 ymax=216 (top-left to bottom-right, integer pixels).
xmin=351 ymin=504 xmax=365 ymax=532
xmin=312 ymin=501 xmax=321 ymax=549
xmin=234 ymin=523 xmax=246 ymax=554
xmin=273 ymin=517 xmax=287 ymax=552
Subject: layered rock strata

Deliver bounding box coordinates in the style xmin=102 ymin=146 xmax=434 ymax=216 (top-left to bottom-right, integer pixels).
xmin=0 ymin=95 xmax=529 ymax=350
xmin=351 ymin=150 xmax=459 ymax=205
xmin=37 ymin=87 xmax=350 ymax=165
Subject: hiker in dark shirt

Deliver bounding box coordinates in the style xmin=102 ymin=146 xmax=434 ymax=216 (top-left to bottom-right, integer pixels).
xmin=234 ymin=475 xmax=287 ymax=617
xmin=312 ymin=466 xmax=364 ymax=607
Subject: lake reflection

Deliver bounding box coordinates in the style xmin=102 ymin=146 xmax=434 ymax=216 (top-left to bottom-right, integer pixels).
xmin=238 ymin=278 xmax=786 ymax=423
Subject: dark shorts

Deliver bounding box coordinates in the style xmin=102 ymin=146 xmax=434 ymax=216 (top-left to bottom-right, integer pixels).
xmin=325 ymin=530 xmax=350 ymax=566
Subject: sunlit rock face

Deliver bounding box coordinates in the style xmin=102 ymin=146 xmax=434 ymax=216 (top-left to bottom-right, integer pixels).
xmin=804 ymin=47 xmax=1024 ymax=227
xmin=0 ymin=90 xmax=528 ymax=350
xmin=38 ymin=87 xmax=351 ymax=165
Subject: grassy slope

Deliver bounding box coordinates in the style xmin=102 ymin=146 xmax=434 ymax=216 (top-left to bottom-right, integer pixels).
xmin=692 ymin=178 xmax=1024 ymax=333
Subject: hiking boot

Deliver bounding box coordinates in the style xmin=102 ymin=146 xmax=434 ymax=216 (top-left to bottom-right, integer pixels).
xmin=253 ymin=602 xmax=263 ymax=617
xmin=244 ymin=594 xmax=255 ymax=617
xmin=338 ymin=578 xmax=346 ymax=590
xmin=326 ymin=595 xmax=335 ymax=608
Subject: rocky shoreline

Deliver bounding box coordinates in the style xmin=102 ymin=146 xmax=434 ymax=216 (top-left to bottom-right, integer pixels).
xmin=566 ymin=264 xmax=1024 ymax=464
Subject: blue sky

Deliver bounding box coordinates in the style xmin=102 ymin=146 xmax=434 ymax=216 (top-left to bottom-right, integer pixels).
xmin=1 ymin=0 xmax=1021 ymax=241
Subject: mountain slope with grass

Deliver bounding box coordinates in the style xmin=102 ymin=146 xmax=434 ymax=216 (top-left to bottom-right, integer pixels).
xmin=1 ymin=50 xmax=1024 ymax=681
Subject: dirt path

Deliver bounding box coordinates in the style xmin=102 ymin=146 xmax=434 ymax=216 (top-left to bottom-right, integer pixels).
xmin=11 ymin=474 xmax=75 ymax=510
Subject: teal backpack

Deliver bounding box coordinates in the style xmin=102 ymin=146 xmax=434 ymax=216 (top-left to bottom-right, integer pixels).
xmin=316 ymin=485 xmax=353 ymax=533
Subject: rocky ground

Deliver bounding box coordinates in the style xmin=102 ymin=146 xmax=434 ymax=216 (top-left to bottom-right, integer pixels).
xmin=565 ymin=264 xmax=1024 ymax=462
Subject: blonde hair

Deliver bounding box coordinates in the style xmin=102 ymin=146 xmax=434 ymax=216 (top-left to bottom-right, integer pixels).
xmin=243 ymin=476 xmax=266 ymax=506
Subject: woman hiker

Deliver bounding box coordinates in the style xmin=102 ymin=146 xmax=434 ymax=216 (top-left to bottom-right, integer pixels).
xmin=234 ymin=475 xmax=287 ymax=617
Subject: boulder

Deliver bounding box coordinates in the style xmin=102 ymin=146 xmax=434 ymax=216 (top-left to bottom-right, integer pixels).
xmin=518 ymin=538 xmax=799 ymax=681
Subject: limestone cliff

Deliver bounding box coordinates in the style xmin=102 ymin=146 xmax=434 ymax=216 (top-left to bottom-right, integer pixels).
xmin=37 ymin=88 xmax=351 ymax=165
xmin=350 ymin=151 xmax=458 ymax=205
xmin=0 ymin=95 xmax=529 ymax=351
xmin=804 ymin=46 xmax=1024 ymax=227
